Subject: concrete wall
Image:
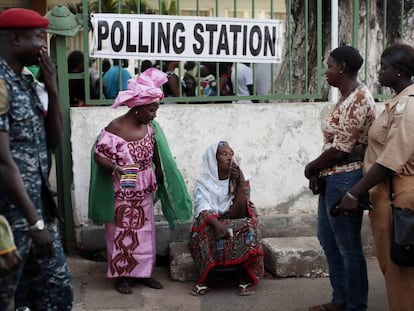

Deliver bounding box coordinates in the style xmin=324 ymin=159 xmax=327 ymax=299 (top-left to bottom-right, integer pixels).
xmin=70 ymin=102 xmax=383 ymax=254
xmin=71 ymin=102 xmax=326 ymax=227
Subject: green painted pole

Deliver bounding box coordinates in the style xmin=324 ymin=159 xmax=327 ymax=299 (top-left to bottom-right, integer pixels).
xmin=51 ymin=35 xmax=76 ymax=252
xmin=353 ymin=0 xmax=359 ymax=48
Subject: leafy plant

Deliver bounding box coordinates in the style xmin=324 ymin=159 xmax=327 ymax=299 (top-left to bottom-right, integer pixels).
xmin=67 ymin=0 xmax=158 ymax=14
xmin=159 ymin=0 xmax=178 ymax=15
xmin=121 ymin=0 xmax=155 ymax=14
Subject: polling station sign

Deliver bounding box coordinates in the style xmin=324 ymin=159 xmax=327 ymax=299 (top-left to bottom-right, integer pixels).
xmin=90 ymin=14 xmax=283 ymax=63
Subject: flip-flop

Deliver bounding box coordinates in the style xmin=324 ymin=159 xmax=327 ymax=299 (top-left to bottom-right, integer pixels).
xmin=189 ymin=284 xmax=210 ymax=296
xmin=137 ymin=277 xmax=163 ymax=289
xmin=238 ymin=283 xmax=255 ymax=296
xmin=308 ymin=303 xmax=346 ymax=311
xmin=115 ymin=278 xmax=133 ymax=294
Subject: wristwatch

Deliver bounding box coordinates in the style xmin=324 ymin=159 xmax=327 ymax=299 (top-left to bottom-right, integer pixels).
xmin=28 ymin=219 xmax=45 ymax=231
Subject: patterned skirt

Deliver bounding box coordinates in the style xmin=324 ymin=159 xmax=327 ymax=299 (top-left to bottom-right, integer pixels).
xmin=105 ymin=192 xmax=156 ymax=278
xmin=188 ymin=206 xmax=264 ymax=285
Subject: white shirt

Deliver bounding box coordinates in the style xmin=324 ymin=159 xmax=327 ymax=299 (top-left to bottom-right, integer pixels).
xmin=254 ymin=63 xmax=279 ymax=98
xmin=231 ymin=63 xmax=253 ymax=104
xmin=22 ymin=67 xmax=48 ymax=113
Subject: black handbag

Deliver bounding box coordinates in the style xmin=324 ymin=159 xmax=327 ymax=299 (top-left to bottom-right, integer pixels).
xmin=389 ymin=177 xmax=414 ymax=266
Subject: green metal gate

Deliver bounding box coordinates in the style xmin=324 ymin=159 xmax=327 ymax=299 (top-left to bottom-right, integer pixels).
xmin=52 ymin=0 xmax=411 ymax=250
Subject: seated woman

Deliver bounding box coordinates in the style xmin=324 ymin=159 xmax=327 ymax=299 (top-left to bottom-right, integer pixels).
xmin=188 ymin=141 xmax=264 ymax=296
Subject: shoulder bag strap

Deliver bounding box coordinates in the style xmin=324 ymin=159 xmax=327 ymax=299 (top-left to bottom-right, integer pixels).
xmin=389 ymin=175 xmax=395 ymax=208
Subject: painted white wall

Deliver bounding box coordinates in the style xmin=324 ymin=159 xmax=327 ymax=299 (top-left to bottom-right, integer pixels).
xmin=70 ymin=102 xmax=330 ymax=227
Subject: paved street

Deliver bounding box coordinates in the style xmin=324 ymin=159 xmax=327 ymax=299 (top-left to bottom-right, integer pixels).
xmin=70 ymin=256 xmax=387 ymax=311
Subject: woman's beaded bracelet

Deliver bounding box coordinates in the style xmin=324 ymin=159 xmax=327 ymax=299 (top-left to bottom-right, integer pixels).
xmin=345 ymin=191 xmax=358 ymax=201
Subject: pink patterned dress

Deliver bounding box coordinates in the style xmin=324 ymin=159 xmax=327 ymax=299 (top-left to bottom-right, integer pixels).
xmin=94 ymin=125 xmax=158 ymax=278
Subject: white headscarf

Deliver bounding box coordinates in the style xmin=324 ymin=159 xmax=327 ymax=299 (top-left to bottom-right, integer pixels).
xmin=193 ymin=142 xmax=234 ymax=218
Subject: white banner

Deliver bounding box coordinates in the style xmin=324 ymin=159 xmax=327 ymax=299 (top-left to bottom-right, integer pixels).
xmin=90 ymin=14 xmax=283 ymax=63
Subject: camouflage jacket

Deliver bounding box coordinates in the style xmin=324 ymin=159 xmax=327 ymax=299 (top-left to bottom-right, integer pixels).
xmin=0 ymin=57 xmax=49 ymax=230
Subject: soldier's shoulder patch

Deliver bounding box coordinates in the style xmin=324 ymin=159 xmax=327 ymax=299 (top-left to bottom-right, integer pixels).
xmin=0 ymin=79 xmax=9 ymax=115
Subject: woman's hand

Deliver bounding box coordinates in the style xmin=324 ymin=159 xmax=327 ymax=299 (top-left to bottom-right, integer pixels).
xmin=249 ymin=201 xmax=257 ymax=217
xmin=336 ymin=194 xmax=359 ymax=214
xmin=155 ymin=167 xmax=164 ymax=185
xmin=229 ymin=161 xmax=241 ymax=183
xmin=308 ymin=174 xmax=321 ymax=194
xmin=304 ymin=163 xmax=315 ymax=180
xmin=212 ymin=221 xmax=230 ymax=239
xmin=112 ymin=165 xmax=124 ymax=178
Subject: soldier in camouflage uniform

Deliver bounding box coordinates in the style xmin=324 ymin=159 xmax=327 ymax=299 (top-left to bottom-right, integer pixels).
xmin=0 ymin=8 xmax=73 ymax=311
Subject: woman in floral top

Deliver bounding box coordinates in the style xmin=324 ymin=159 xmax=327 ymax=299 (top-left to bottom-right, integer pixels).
xmin=305 ymin=46 xmax=376 ymax=311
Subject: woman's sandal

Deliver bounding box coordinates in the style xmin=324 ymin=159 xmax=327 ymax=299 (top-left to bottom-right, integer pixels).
xmin=115 ymin=278 xmax=133 ymax=295
xmin=308 ymin=303 xmax=346 ymax=311
xmin=238 ymin=283 xmax=255 ymax=296
xmin=137 ymin=277 xmax=163 ymax=289
xmin=189 ymin=284 xmax=210 ymax=296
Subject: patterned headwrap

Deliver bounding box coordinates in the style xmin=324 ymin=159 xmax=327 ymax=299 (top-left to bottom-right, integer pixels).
xmin=112 ymin=67 xmax=168 ymax=108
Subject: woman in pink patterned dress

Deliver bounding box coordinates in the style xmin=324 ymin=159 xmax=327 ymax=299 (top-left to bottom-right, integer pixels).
xmin=93 ymin=68 xmax=167 ymax=294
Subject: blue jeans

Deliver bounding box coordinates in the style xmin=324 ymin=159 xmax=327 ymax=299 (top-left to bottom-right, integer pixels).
xmin=318 ymin=169 xmax=368 ymax=311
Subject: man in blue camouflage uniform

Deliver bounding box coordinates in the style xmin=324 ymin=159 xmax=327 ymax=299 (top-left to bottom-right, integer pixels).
xmin=0 ymin=8 xmax=73 ymax=311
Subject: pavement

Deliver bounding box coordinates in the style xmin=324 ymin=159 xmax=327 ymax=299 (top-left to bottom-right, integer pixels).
xmin=69 ymin=255 xmax=388 ymax=311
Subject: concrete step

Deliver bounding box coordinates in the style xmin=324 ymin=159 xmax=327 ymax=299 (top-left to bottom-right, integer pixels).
xmin=169 ymin=241 xmax=198 ymax=282
xmin=262 ymin=236 xmax=328 ymax=278
xmin=169 ymin=236 xmax=328 ymax=282
xmin=79 ymin=214 xmax=374 ymax=259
